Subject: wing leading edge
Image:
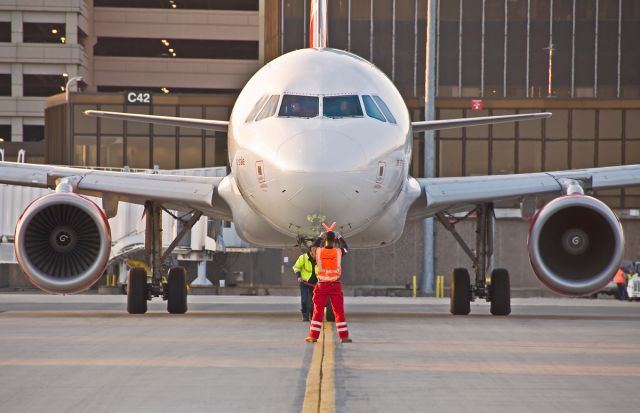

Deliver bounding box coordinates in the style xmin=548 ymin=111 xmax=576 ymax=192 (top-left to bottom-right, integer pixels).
xmin=409 ymin=165 xmax=640 ymax=219
xmin=0 ymin=162 xmax=232 ymax=220
xmin=411 ymin=112 xmax=551 ymax=132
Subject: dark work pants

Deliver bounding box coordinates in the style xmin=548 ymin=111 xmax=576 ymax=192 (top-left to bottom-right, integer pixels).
xmin=300 ymin=282 xmax=315 ymax=316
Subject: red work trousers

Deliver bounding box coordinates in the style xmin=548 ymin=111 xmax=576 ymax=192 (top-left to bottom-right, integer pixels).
xmin=308 ymin=282 xmax=350 ymax=340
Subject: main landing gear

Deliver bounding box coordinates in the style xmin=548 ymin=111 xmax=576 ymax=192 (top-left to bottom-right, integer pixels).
xmin=436 ymin=203 xmax=511 ymax=316
xmin=127 ymin=201 xmax=202 ymax=314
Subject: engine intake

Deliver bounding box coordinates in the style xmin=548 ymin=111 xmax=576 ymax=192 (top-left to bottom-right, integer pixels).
xmin=528 ymin=195 xmax=624 ymax=296
xmin=14 ymin=193 xmax=111 ymax=294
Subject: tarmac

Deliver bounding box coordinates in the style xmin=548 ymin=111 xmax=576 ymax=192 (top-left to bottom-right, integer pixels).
xmin=1 ymin=294 xmax=639 ymax=413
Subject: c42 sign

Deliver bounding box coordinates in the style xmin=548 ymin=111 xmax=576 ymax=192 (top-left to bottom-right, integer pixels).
xmin=126 ymin=91 xmax=152 ymax=105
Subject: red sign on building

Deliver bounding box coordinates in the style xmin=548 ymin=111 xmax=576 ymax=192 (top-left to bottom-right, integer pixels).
xmin=471 ymin=99 xmax=484 ymax=111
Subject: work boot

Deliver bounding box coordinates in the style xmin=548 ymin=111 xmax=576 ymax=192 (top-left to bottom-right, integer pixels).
xmin=341 ymin=337 xmax=353 ymax=343
xmin=302 ymin=314 xmax=310 ymax=322
xmin=304 ymin=336 xmax=317 ymax=343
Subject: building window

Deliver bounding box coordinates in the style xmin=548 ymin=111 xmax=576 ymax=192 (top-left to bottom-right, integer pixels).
xmin=127 ymin=136 xmax=150 ymax=169
xmin=23 ymin=125 xmax=44 ymax=142
xmin=94 ymin=0 xmax=258 ymax=10
xmin=94 ymin=37 xmax=259 ymax=60
xmin=74 ymin=135 xmax=97 ymax=166
xmin=0 ymin=22 xmax=10 ymax=42
xmin=0 ymin=74 xmax=10 ymax=96
xmin=100 ymin=136 xmax=124 ymax=167
xmin=0 ymin=125 xmax=11 ymax=142
xmin=179 ymin=137 xmax=203 ymax=168
xmin=23 ymin=74 xmax=65 ymax=97
xmin=23 ymin=23 xmax=66 ymax=44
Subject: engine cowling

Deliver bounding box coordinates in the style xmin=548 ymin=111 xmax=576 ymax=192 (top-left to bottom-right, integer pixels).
xmin=528 ymin=195 xmax=624 ymax=296
xmin=14 ymin=193 xmax=111 ymax=294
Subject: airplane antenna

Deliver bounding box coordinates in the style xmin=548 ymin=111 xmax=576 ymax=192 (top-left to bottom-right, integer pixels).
xmin=309 ymin=0 xmax=328 ymax=48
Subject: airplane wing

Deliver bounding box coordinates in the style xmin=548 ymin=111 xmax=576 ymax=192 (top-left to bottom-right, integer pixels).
xmin=0 ymin=161 xmax=232 ymax=220
xmin=411 ymin=112 xmax=551 ymax=132
xmin=409 ymin=165 xmax=640 ymax=218
xmin=85 ymin=110 xmax=229 ymax=132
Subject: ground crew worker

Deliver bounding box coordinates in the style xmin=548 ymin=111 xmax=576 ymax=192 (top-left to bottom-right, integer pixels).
xmin=305 ymin=231 xmax=352 ymax=343
xmin=614 ymin=267 xmax=626 ymax=300
xmin=293 ymin=246 xmax=317 ymax=321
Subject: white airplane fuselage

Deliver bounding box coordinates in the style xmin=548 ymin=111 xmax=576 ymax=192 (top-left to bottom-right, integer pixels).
xmin=220 ymin=48 xmax=421 ymax=248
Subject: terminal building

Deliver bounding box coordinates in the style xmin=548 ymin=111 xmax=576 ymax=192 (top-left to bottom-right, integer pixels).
xmin=2 ymin=0 xmax=640 ymax=293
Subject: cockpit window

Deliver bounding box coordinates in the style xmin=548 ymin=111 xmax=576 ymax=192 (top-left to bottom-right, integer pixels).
xmin=255 ymin=95 xmax=280 ymax=121
xmin=278 ymin=95 xmax=319 ymax=118
xmin=362 ymin=95 xmax=386 ymax=122
xmin=323 ymin=95 xmax=363 ymax=118
xmin=245 ymin=94 xmax=270 ymax=123
xmin=372 ymin=95 xmax=397 ymax=124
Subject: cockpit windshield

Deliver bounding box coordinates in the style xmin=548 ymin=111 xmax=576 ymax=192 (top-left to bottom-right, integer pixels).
xmin=323 ymin=95 xmax=363 ymax=118
xmin=278 ymin=95 xmax=319 ymax=118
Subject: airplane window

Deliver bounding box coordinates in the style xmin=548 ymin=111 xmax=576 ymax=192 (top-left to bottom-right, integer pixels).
xmin=278 ymin=95 xmax=319 ymax=118
xmin=323 ymin=95 xmax=363 ymax=118
xmin=372 ymin=95 xmax=397 ymax=124
xmin=362 ymin=95 xmax=386 ymax=122
xmin=255 ymin=94 xmax=280 ymax=121
xmin=245 ymin=94 xmax=270 ymax=123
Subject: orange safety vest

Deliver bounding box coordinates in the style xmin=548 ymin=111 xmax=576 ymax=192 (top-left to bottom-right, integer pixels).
xmin=316 ymin=247 xmax=342 ymax=282
xmin=614 ymin=268 xmax=626 ymax=284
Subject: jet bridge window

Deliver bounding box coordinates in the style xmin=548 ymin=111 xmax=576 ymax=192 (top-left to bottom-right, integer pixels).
xmin=255 ymin=95 xmax=280 ymax=121
xmin=323 ymin=95 xmax=363 ymax=118
xmin=278 ymin=95 xmax=319 ymax=118
xmin=372 ymin=95 xmax=397 ymax=124
xmin=362 ymin=95 xmax=386 ymax=122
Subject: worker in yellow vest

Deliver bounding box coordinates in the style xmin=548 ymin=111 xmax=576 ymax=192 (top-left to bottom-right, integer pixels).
xmin=305 ymin=231 xmax=352 ymax=343
xmin=293 ymin=246 xmax=317 ymax=321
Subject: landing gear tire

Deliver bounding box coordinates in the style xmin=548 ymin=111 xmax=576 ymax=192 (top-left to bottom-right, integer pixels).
xmin=490 ymin=268 xmax=511 ymax=316
xmin=167 ymin=267 xmax=188 ymax=314
xmin=127 ymin=267 xmax=148 ymax=314
xmin=450 ymin=268 xmax=471 ymax=315
xmin=325 ymin=299 xmax=335 ymax=322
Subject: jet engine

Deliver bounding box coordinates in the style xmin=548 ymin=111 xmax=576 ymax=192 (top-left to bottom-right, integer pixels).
xmin=14 ymin=193 xmax=111 ymax=294
xmin=528 ymin=195 xmax=624 ymax=296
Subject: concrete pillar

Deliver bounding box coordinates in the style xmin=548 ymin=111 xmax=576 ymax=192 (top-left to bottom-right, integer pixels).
xmin=11 ymin=11 xmax=22 ymax=43
xmin=11 ymin=63 xmax=22 ymax=97
xmin=65 ymin=12 xmax=78 ymax=44
xmin=11 ymin=117 xmax=22 ymax=143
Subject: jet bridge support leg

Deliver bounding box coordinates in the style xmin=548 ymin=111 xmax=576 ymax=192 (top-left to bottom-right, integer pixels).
xmin=436 ymin=203 xmax=510 ymax=316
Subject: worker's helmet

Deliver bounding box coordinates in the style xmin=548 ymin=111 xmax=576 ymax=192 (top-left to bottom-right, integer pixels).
xmin=324 ymin=231 xmax=336 ymax=248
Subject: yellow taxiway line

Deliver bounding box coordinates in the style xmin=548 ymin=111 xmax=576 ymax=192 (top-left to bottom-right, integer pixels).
xmin=301 ymin=321 xmax=335 ymax=413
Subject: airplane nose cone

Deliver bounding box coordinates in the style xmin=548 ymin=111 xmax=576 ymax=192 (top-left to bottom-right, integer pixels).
xmin=277 ymin=129 xmax=366 ymax=172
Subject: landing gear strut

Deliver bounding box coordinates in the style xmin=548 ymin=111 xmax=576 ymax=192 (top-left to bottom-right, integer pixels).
xmin=126 ymin=201 xmax=202 ymax=314
xmin=437 ymin=203 xmax=511 ymax=316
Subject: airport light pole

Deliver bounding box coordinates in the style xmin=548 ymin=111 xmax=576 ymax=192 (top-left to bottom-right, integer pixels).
xmin=65 ymin=76 xmax=82 ymax=165
xmin=421 ymin=0 xmax=437 ymax=295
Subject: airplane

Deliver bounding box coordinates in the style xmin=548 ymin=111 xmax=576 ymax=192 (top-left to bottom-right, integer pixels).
xmin=0 ymin=0 xmax=635 ymax=316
